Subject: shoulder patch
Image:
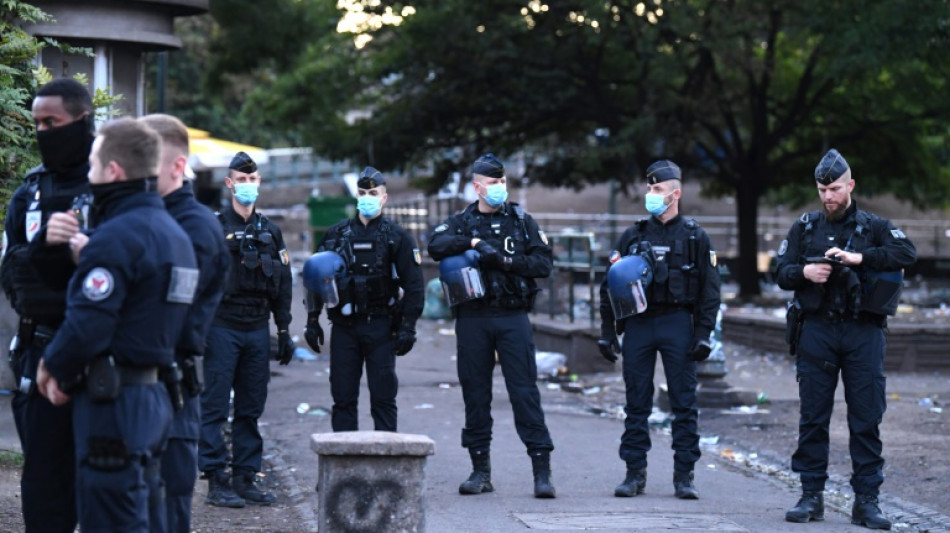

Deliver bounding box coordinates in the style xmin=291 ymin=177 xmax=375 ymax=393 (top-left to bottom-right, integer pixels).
xmin=778 ymin=239 xmax=788 ymax=256
xmin=279 ymin=248 xmax=290 ymax=265
xmin=608 ymin=250 xmax=621 ymax=264
xmin=890 ymin=228 xmax=906 ymax=239
xmin=413 ymin=248 xmax=422 ymax=265
xmin=82 ymin=267 xmax=115 ymax=301
xmin=538 ymin=229 xmax=548 ymax=245
xmin=167 ymin=266 xmax=199 ymax=304
xmin=434 ymin=224 xmax=448 ymax=233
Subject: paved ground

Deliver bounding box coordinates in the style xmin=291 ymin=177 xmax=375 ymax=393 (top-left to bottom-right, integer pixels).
xmin=1 ymin=279 xmax=949 ymax=531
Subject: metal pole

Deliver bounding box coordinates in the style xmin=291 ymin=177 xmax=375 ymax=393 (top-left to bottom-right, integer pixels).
xmin=156 ymin=51 xmax=167 ymax=113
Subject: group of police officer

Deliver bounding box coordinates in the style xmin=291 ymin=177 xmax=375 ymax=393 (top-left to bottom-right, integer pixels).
xmin=2 ymin=77 xmax=913 ymax=532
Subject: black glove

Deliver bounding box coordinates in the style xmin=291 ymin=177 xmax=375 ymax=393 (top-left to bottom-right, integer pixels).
xmin=688 ymin=338 xmax=713 ymax=362
xmin=276 ymin=331 xmax=295 ymax=365
xmin=305 ymin=315 xmax=324 ymax=353
xmin=392 ymin=327 xmax=416 ymax=356
xmin=475 ymin=240 xmax=505 ymax=269
xmin=598 ymin=328 xmax=621 ymax=363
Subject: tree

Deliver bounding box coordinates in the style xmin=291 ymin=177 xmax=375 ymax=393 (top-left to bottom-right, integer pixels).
xmin=208 ymin=0 xmax=950 ymax=297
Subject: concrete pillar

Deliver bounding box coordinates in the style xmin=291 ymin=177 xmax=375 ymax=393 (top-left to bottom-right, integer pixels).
xmin=311 ymin=431 xmax=435 ymax=533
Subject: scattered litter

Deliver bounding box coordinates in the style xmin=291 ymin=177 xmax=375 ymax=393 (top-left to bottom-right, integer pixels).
xmin=890 ymin=393 xmax=900 ymax=400
xmin=546 ymin=383 xmax=561 ymax=390
xmin=562 ymin=382 xmax=584 ymax=393
xmin=414 ymin=404 xmax=434 ymax=409
xmin=535 ymin=351 xmax=567 ymax=377
xmin=438 ymin=328 xmax=455 ymax=336
xmin=723 ymin=405 xmax=769 ymax=415
xmin=296 ymin=403 xmax=310 ymax=414
xmin=756 ymin=392 xmax=769 ymax=405
xmin=0 ymin=389 xmax=10 ymax=396
xmin=438 ymin=383 xmax=452 ymax=389
xmin=308 ymin=408 xmax=329 ymax=416
xmin=918 ymin=397 xmax=934 ymax=407
xmin=699 ymin=436 xmax=720 ymax=446
xmin=706 ymin=464 xmax=717 ymax=469
xmin=294 ymin=347 xmax=317 ymax=361
xmin=582 ymin=386 xmax=601 ymax=395
xmin=931 ymin=407 xmax=943 ymax=414
xmin=647 ymin=408 xmax=672 ymax=427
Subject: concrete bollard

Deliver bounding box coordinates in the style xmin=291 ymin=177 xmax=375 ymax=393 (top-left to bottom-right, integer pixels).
xmin=311 ymin=431 xmax=435 ymax=533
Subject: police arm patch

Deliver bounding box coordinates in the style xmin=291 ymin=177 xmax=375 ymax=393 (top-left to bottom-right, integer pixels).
xmin=890 ymin=229 xmax=906 ymax=239
xmin=279 ymin=248 xmax=290 ymax=265
xmin=608 ymin=250 xmax=621 ymax=264
xmin=167 ymin=266 xmax=199 ymax=304
xmin=82 ymin=267 xmax=115 ymax=301
xmin=412 ymin=248 xmax=422 ymax=265
xmin=777 ymin=239 xmax=788 ymax=256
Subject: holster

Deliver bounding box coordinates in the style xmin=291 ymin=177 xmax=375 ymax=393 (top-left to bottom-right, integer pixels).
xmin=160 ymin=363 xmax=185 ymax=412
xmin=785 ymin=299 xmax=803 ymax=355
xmin=87 ymin=355 xmax=121 ymax=402
xmin=179 ymin=355 xmax=204 ymax=397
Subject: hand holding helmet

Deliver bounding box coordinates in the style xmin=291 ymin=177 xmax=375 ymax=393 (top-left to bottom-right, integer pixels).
xmin=474 ymin=240 xmax=505 ymax=269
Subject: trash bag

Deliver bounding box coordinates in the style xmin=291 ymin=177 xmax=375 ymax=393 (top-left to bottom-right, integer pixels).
xmin=422 ymin=277 xmax=452 ymax=319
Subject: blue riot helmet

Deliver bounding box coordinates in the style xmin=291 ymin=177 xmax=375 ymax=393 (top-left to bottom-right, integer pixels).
xmin=606 ymin=254 xmax=654 ymax=319
xmin=439 ymin=250 xmax=485 ymax=307
xmin=302 ymin=251 xmax=346 ymax=308
xmin=859 ymin=269 xmax=904 ymax=316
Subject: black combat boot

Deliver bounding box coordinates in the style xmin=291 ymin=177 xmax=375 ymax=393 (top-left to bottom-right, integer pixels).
xmin=785 ymin=491 xmax=824 ymax=523
xmin=459 ymin=449 xmax=494 ymax=495
xmin=851 ymin=495 xmax=891 ymax=530
xmin=205 ymin=470 xmax=245 ymax=508
xmin=673 ymin=471 xmax=699 ymax=500
xmin=232 ymin=470 xmax=276 ymax=505
xmin=614 ymin=465 xmax=647 ymax=497
xmin=530 ymin=451 xmax=556 ymax=498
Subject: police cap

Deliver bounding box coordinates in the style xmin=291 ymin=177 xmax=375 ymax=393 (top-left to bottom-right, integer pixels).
xmin=229 ymin=151 xmax=258 ymax=174
xmin=645 ymin=160 xmax=681 ymax=184
xmin=473 ymin=153 xmax=505 ymax=179
xmin=357 ymin=166 xmax=386 ymax=189
xmin=814 ymin=148 xmax=850 ymax=185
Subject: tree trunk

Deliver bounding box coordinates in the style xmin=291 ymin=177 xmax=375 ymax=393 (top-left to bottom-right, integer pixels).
xmin=735 ymin=185 xmax=762 ymax=299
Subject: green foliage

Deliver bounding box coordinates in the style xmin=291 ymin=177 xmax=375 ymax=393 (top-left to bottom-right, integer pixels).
xmin=193 ymin=0 xmax=950 ymax=296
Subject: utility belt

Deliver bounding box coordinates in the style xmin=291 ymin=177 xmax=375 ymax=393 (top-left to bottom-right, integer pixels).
xmin=79 ymin=355 xmax=184 ymax=411
xmin=809 ymin=309 xmax=886 ymax=326
xmin=641 ymin=303 xmax=691 ymax=316
xmin=328 ymin=304 xmax=393 ymax=326
xmin=9 ymin=319 xmax=60 ymax=395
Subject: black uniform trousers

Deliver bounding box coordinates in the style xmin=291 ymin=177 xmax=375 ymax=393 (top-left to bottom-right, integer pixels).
xmin=619 ymin=308 xmax=700 ymax=473
xmin=72 ymin=383 xmax=172 ymax=533
xmin=161 ymin=391 xmax=199 ymax=533
xmin=12 ymin=337 xmax=77 ymax=533
xmin=455 ymin=310 xmax=554 ymax=454
xmin=329 ymin=314 xmax=398 ymax=432
xmin=199 ymin=325 xmax=270 ymax=475
xmin=793 ymin=316 xmax=887 ymax=497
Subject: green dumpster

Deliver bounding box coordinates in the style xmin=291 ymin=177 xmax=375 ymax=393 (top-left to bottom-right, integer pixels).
xmin=307 ymin=196 xmax=355 ymax=251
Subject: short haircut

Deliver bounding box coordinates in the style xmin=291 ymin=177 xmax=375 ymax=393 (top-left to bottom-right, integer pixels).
xmin=139 ymin=113 xmax=189 ymax=158
xmin=35 ymin=78 xmax=94 ymax=118
xmin=96 ymin=117 xmax=161 ymax=181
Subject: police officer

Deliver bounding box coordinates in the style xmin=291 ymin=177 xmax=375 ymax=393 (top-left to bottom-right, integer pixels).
xmin=427 ymin=153 xmax=557 ymax=499
xmin=0 ymin=78 xmax=93 ymax=532
xmin=140 ymin=114 xmax=230 ymax=532
xmin=199 ymin=151 xmax=293 ymax=507
xmin=304 ymin=166 xmax=424 ymax=432
xmin=34 ymin=117 xmax=198 ymax=531
xmin=598 ymin=160 xmax=720 ymax=500
xmin=777 ymin=149 xmax=916 ymax=530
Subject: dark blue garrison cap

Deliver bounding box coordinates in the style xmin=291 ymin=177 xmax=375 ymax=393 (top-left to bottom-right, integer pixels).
xmin=815 ymin=148 xmax=850 ymax=185
xmin=645 ymin=160 xmax=681 ymax=184
xmin=229 ymin=151 xmax=258 ymax=173
xmin=473 ymin=153 xmax=505 ymax=179
xmin=357 ymin=166 xmax=386 ymax=189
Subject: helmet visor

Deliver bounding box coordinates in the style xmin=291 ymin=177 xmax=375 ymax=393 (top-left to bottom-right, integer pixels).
xmin=440 ymin=266 xmax=485 ymax=307
xmin=609 ymin=279 xmax=649 ymax=319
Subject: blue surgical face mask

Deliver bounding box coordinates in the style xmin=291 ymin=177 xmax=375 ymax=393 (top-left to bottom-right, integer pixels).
xmin=644 ymin=191 xmax=672 ymax=216
xmin=482 ymin=183 xmax=508 ymax=208
xmin=357 ymin=195 xmax=382 ymax=218
xmin=233 ymin=182 xmax=259 ymax=206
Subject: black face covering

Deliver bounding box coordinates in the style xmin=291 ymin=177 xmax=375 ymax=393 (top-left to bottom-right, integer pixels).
xmin=36 ymin=114 xmax=95 ymax=175
xmin=90 ymin=177 xmax=158 ymax=218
